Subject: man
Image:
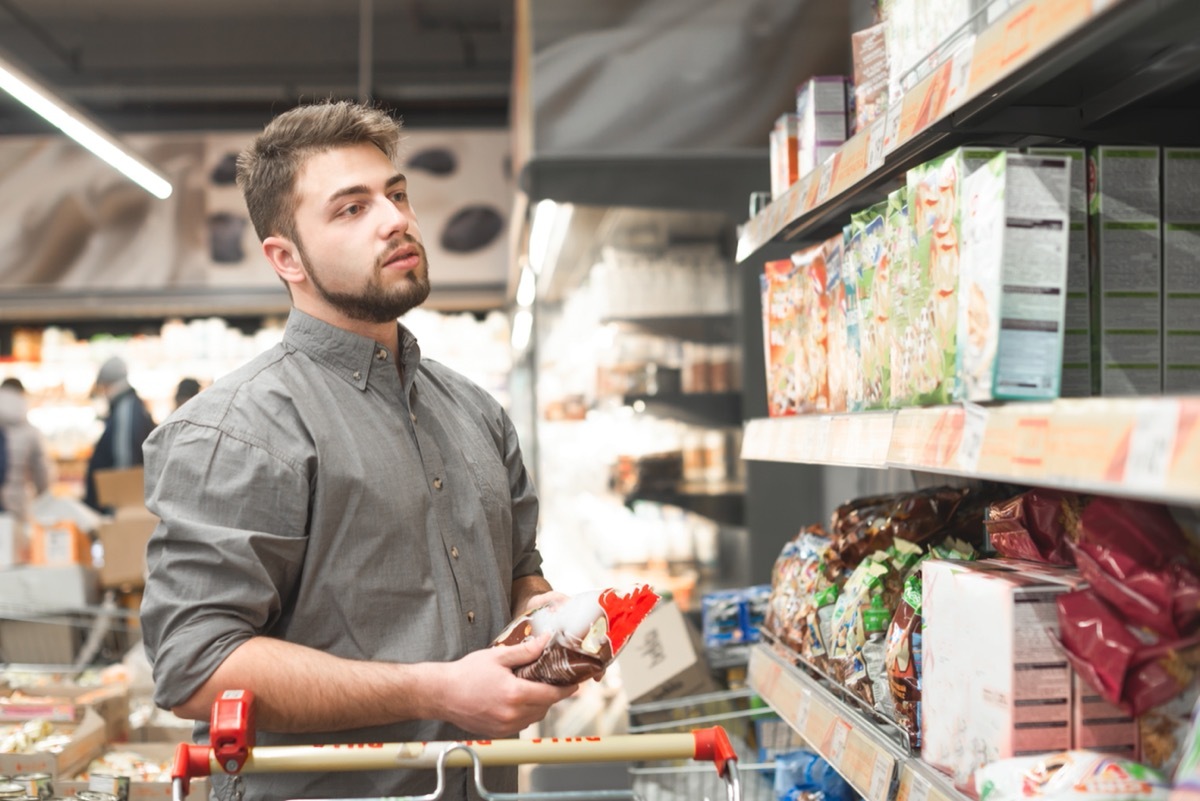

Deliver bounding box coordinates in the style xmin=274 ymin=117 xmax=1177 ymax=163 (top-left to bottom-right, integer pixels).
xmin=139 ymin=100 xmax=578 ymax=801
xmin=84 ymin=357 xmax=155 ymax=512
xmin=0 ymin=378 xmax=51 ymax=524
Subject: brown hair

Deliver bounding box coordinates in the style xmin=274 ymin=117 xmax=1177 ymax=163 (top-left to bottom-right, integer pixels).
xmin=236 ymin=100 xmax=404 ymax=243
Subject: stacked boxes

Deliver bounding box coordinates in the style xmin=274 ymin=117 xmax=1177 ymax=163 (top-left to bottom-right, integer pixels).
xmin=770 ymin=114 xmax=800 ymax=199
xmin=1162 ymin=148 xmax=1200 ymax=392
xmin=1088 ymin=146 xmax=1163 ymax=395
xmin=958 ymin=152 xmax=1072 ymax=401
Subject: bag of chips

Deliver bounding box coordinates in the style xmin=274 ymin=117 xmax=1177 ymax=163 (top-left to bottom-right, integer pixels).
xmin=976 ymin=751 xmax=1170 ymax=801
xmin=492 ymin=585 xmax=660 ymax=685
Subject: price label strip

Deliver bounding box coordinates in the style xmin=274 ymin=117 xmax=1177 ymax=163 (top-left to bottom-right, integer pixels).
xmin=827 ymin=718 xmax=851 ymax=765
xmin=958 ymin=401 xmax=989 ymax=471
xmin=869 ymin=750 xmax=895 ymax=801
xmin=883 ymin=101 xmax=904 ymax=155
xmin=867 ymin=116 xmax=888 ymax=173
xmin=795 ymin=688 xmax=813 ymax=736
xmin=1124 ymin=398 xmax=1180 ymax=490
xmin=907 ymin=771 xmax=931 ymax=801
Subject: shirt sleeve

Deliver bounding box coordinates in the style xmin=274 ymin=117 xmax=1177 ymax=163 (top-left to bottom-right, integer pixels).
xmin=140 ymin=418 xmax=311 ymax=710
xmin=501 ymin=408 xmax=542 ymax=582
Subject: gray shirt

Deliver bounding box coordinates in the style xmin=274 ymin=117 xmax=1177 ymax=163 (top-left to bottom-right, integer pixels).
xmin=140 ymin=308 xmax=542 ymax=801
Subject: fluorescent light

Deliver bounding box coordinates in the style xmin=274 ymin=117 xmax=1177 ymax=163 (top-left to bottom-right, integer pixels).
xmin=0 ymin=56 xmax=173 ymax=199
xmin=528 ymin=199 xmax=567 ymax=275
xmin=510 ymin=308 xmax=533 ymax=351
xmin=515 ymin=264 xmax=537 ymax=308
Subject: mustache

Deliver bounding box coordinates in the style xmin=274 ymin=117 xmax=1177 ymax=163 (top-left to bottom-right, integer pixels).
xmin=376 ymin=236 xmax=425 ymax=270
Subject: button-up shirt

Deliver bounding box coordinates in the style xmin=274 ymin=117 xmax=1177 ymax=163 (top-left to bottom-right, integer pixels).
xmin=140 ymin=308 xmax=542 ymax=801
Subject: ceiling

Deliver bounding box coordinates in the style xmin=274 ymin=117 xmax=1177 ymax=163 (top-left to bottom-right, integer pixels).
xmin=0 ymin=0 xmax=514 ymax=134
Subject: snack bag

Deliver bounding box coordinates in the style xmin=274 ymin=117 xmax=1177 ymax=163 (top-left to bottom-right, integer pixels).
xmin=976 ymin=751 xmax=1170 ymax=801
xmin=492 ymin=585 xmax=660 ymax=685
xmin=984 ymin=488 xmax=1081 ymax=565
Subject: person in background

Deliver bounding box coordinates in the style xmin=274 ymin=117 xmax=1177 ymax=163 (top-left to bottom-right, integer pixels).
xmin=84 ymin=356 xmax=156 ymax=512
xmin=173 ymin=377 xmax=202 ymax=410
xmin=0 ymin=377 xmax=51 ymax=523
xmin=139 ymin=100 xmax=579 ymax=801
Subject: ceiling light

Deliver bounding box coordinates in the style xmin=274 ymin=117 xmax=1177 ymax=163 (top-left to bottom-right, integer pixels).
xmin=515 ymin=264 xmax=537 ymax=308
xmin=0 ymin=55 xmax=173 ymax=199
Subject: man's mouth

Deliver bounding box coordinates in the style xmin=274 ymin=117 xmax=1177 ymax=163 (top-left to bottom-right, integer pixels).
xmin=382 ymin=245 xmax=421 ymax=271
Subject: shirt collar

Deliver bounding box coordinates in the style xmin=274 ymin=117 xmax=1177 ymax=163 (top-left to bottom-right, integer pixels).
xmin=282 ymin=308 xmax=423 ymax=391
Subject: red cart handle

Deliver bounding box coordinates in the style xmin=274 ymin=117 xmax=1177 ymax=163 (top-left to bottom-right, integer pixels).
xmin=692 ymin=726 xmax=737 ymax=778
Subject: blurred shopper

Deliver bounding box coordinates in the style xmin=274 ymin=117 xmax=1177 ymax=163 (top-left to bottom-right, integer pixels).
xmin=140 ymin=100 xmax=578 ymax=801
xmin=0 ymin=377 xmax=51 ymax=522
xmin=173 ymin=377 xmax=201 ymax=410
xmin=84 ymin=357 xmax=155 ymax=512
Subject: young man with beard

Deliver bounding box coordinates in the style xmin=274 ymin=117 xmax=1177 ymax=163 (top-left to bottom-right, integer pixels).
xmin=139 ymin=101 xmax=578 ymax=801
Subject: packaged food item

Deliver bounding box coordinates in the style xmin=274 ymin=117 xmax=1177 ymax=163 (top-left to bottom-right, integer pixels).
xmin=790 ymin=243 xmax=832 ymax=413
xmin=761 ymin=259 xmax=803 ymax=416
xmin=976 ymin=751 xmax=1170 ymax=801
xmin=851 ymin=23 xmax=889 ymax=133
xmin=886 ymin=570 xmax=923 ymax=745
xmin=491 ymin=585 xmax=660 ymax=685
xmin=984 ymin=488 xmax=1082 ymax=566
xmin=1069 ymin=496 xmax=1200 ymax=638
xmin=957 ymin=152 xmax=1072 ymax=400
xmin=1163 ymin=147 xmax=1200 ymax=392
xmin=842 ymin=221 xmax=866 ymax=412
xmin=829 ymin=551 xmax=903 ymax=704
xmin=828 ymin=486 xmax=970 ymax=566
xmin=1056 ymin=587 xmax=1200 ymax=716
xmin=824 ymin=234 xmax=850 ymax=412
xmin=888 ymin=187 xmax=917 ymax=408
xmin=851 ymin=202 xmax=891 ymax=410
xmin=795 ymin=77 xmax=849 ymax=179
xmin=1170 ymin=693 xmax=1200 ymax=800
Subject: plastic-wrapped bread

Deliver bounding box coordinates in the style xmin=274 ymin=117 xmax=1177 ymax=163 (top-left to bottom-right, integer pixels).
xmin=492 ymin=585 xmax=660 ymax=686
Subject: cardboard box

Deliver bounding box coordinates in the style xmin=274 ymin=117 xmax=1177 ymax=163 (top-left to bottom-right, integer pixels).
xmin=59 ymin=741 xmax=208 ymax=801
xmin=761 ymin=258 xmax=803 ymax=416
xmin=958 ymin=152 xmax=1072 ymax=400
xmin=1028 ymin=147 xmax=1091 ymax=396
xmin=93 ymin=467 xmax=158 ymax=590
xmin=796 ymin=76 xmax=849 ymax=178
xmin=851 ymin=201 xmax=891 ymax=410
xmin=616 ymin=601 xmax=719 ymax=704
xmin=922 ymin=559 xmax=1079 ymax=789
xmin=824 ymin=234 xmax=849 ymax=412
xmin=770 ymin=114 xmax=800 ymax=199
xmin=0 ymin=707 xmax=106 ymax=778
xmin=1072 ymin=674 xmax=1138 ymax=756
xmin=851 ymin=23 xmax=889 ymax=133
xmin=1088 ymin=146 xmax=1163 ymax=395
xmin=1162 ymin=147 xmax=1200 ymax=392
xmin=790 ymin=242 xmax=832 ymax=413
xmin=0 ymin=682 xmax=131 ymax=743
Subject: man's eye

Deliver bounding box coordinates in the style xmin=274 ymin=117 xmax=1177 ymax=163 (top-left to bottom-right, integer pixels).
xmin=341 ymin=203 xmax=363 ymax=216
xmin=391 ymin=191 xmax=407 ymax=203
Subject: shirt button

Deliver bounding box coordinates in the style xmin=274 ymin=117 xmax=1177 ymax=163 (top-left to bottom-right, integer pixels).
xmin=433 ymin=477 xmax=443 ymax=490
xmin=451 ymin=546 xmax=459 ymax=559
xmin=376 ymin=348 xmax=387 ymax=360
xmin=352 ymin=370 xmax=361 ymax=381
xmin=410 ymin=412 xmax=417 ymax=424
xmin=467 ymin=611 xmax=475 ymax=623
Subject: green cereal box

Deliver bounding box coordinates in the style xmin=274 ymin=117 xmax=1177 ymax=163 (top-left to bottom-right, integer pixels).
xmin=824 ymin=234 xmax=849 ymax=412
xmin=853 ymin=201 xmax=890 ymax=410
xmin=958 ymin=152 xmax=1071 ymax=400
xmin=1163 ymin=148 xmax=1200 ymax=393
xmin=887 ymin=187 xmax=916 ymax=408
xmin=1088 ymin=146 xmax=1162 ymax=396
xmin=843 ymin=221 xmax=866 ymax=412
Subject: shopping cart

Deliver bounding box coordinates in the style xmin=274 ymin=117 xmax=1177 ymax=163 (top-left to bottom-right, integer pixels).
xmin=627 ymin=688 xmax=802 ymax=801
xmin=169 ymin=690 xmax=742 ymax=801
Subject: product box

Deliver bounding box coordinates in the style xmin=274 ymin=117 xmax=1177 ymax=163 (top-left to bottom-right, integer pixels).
xmin=851 ymin=23 xmax=890 ymax=133
xmin=852 ymin=201 xmax=891 ymax=410
xmin=842 ymin=222 xmax=865 ymax=411
xmin=791 ymin=243 xmax=832 ymax=413
xmin=824 ymin=234 xmax=850 ymax=412
xmin=616 ymin=600 xmax=719 ymax=704
xmin=958 ymin=152 xmax=1072 ymax=401
xmin=1088 ymin=146 xmax=1163 ymax=395
xmin=0 ymin=707 xmax=106 ymax=778
xmin=1162 ymin=147 xmax=1200 ymax=392
xmin=922 ymin=559 xmax=1077 ymax=789
xmin=770 ymin=113 xmax=800 ymax=199
xmin=1072 ymin=674 xmax=1139 ymax=756
xmin=796 ymin=76 xmax=849 ymax=178
xmin=1028 ymin=147 xmax=1091 ymax=397
xmin=761 ymin=259 xmax=802 ymax=416
xmin=94 ymin=466 xmax=158 ymax=589
xmin=0 ymin=682 xmax=131 ymax=743
xmin=887 ymin=187 xmax=916 ymax=408
xmin=59 ymin=741 xmax=209 ymax=801
xmin=907 ymin=147 xmax=1006 ymax=405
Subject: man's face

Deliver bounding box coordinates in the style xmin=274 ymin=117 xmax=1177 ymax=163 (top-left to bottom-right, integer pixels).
xmin=289 ymin=142 xmax=431 ymax=323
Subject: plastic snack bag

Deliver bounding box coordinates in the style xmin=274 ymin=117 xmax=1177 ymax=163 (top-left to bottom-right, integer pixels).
xmin=976 ymin=751 xmax=1169 ymax=801
xmin=492 ymin=584 xmax=660 ymax=685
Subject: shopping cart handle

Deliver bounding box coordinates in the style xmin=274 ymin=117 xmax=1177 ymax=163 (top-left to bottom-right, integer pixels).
xmin=692 ymin=726 xmax=737 ymax=778
xmin=171 ymin=742 xmax=215 ymax=801
xmin=212 ymin=689 xmax=257 ymax=773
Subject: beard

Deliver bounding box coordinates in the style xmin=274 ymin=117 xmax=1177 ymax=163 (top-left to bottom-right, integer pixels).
xmin=297 ymin=236 xmax=432 ymax=323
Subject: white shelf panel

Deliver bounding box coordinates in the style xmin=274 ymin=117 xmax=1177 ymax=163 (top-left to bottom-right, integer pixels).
xmin=741 ymin=396 xmax=1200 ymax=505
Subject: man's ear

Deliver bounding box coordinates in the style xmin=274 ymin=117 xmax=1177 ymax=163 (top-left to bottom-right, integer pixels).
xmin=263 ymin=236 xmax=306 ymax=287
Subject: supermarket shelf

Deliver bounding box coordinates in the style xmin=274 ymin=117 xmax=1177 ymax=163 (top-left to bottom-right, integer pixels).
xmin=600 ymin=313 xmax=738 ymax=343
xmin=623 ymin=481 xmax=746 ymax=525
xmin=735 ymin=0 xmax=1200 ymax=263
xmin=622 ymin=391 xmax=742 ymax=425
xmin=740 ymin=397 xmax=1200 ymax=505
xmin=748 ymin=642 xmax=969 ymax=801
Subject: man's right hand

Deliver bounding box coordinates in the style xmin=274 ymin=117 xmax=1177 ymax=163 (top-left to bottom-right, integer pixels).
xmin=434 ymin=634 xmax=579 ymax=737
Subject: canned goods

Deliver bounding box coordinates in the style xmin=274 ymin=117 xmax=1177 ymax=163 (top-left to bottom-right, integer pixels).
xmin=11 ymin=774 xmax=52 ymax=801
xmin=75 ymin=792 xmax=119 ymax=801
xmin=88 ymin=774 xmax=130 ymax=801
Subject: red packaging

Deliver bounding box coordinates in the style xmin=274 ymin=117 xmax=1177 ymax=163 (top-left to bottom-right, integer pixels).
xmin=984 ymin=488 xmax=1080 ymax=565
xmin=1057 ymin=587 xmax=1200 ymax=716
xmin=1070 ymin=497 xmax=1200 ymax=638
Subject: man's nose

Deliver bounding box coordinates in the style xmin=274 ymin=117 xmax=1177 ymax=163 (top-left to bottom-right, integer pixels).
xmin=379 ymin=198 xmax=410 ymax=238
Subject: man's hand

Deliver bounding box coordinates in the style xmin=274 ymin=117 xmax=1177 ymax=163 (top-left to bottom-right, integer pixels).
xmin=435 ymin=634 xmax=578 ymax=737
xmin=519 ymin=590 xmax=570 ymax=616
